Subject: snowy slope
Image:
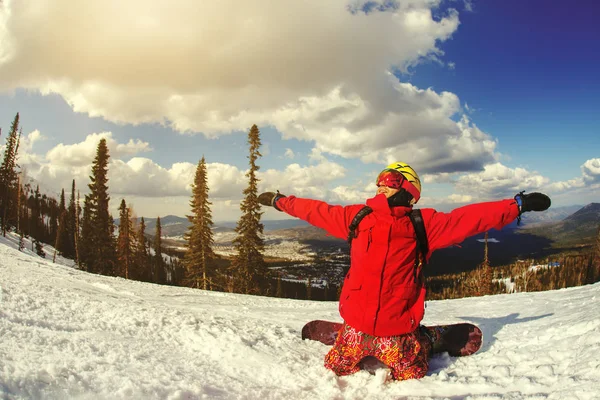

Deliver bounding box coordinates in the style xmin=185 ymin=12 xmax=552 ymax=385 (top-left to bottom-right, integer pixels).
xmin=1 ymin=237 xmax=599 ymax=400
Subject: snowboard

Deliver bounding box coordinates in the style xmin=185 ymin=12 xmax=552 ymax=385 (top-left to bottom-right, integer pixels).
xmin=301 ymin=320 xmax=483 ymax=357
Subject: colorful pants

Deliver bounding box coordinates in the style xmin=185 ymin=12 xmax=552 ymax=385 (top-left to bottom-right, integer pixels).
xmin=324 ymin=323 xmax=434 ymax=381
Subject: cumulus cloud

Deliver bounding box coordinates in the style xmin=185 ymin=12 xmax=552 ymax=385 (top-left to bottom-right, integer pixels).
xmin=284 ymin=149 xmax=295 ymax=159
xmin=0 ymin=0 xmax=499 ymax=175
xmin=547 ymin=158 xmax=600 ymax=191
xmin=45 ymin=132 xmax=151 ymax=167
xmin=260 ymin=160 xmax=347 ymax=199
xmin=15 ymin=129 xmax=353 ymax=210
xmin=18 ymin=129 xmax=45 ymax=152
xmin=454 ymin=162 xmax=549 ymax=199
xmin=581 ymin=158 xmax=600 ymax=183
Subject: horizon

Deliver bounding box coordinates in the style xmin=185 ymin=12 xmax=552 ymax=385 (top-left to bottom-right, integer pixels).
xmin=1 ymin=0 xmax=598 ymax=221
xmin=122 ymin=202 xmax=595 ymax=225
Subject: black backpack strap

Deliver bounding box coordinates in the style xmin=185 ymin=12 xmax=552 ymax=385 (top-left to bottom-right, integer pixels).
xmin=408 ymin=209 xmax=429 ymax=282
xmin=347 ymin=206 xmax=373 ymax=246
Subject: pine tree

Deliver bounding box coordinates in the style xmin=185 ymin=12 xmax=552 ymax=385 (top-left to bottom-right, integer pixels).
xmin=80 ymin=195 xmax=93 ymax=271
xmin=276 ymin=273 xmax=283 ymax=298
xmin=153 ymin=216 xmax=166 ymax=284
xmin=0 ymin=113 xmax=22 ymax=235
xmin=81 ymin=139 xmax=117 ymax=275
xmin=55 ymin=189 xmax=73 ymax=259
xmin=30 ymin=185 xmax=43 ymax=245
xmin=67 ymin=180 xmax=77 ymax=259
xmin=593 ymin=224 xmax=600 ymax=282
xmin=183 ymin=156 xmax=217 ymax=290
xmin=231 ymin=124 xmax=268 ymax=295
xmin=117 ymin=199 xmax=135 ymax=279
xmin=17 ymin=175 xmax=25 ymax=251
xmin=464 ymin=232 xmax=494 ymax=296
xmin=135 ymin=217 xmax=151 ymax=282
xmin=75 ymin=191 xmax=82 ymax=268
xmin=47 ymin=196 xmax=59 ymax=249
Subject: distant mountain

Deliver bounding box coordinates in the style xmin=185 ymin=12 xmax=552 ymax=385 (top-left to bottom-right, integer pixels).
xmin=127 ymin=215 xmax=307 ymax=238
xmin=523 ymin=203 xmax=600 ymax=246
xmin=517 ymin=204 xmax=583 ymax=225
xmin=216 ymin=219 xmax=309 ymax=231
xmin=142 ymin=215 xmax=190 ymax=237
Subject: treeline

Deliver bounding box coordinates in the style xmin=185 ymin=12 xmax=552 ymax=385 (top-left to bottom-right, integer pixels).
xmin=0 ymin=113 xmax=180 ymax=284
xmin=0 ymin=115 xmax=297 ymax=297
xmin=426 ymin=231 xmax=600 ymax=300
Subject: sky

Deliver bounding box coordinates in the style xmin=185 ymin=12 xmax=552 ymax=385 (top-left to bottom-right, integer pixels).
xmin=0 ymin=0 xmax=598 ymax=222
xmin=1 ymin=234 xmax=599 ymax=399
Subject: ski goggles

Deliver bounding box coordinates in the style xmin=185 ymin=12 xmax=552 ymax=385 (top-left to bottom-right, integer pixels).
xmin=376 ymin=169 xmax=406 ymax=189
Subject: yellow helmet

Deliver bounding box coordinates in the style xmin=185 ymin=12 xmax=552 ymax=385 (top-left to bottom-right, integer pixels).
xmin=376 ymin=162 xmax=422 ymax=203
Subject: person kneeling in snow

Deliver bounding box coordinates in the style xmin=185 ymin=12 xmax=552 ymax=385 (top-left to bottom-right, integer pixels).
xmin=258 ymin=162 xmax=551 ymax=381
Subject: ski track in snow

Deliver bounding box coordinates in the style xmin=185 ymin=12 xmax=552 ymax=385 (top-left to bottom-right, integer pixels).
xmin=0 ymin=234 xmax=599 ymax=400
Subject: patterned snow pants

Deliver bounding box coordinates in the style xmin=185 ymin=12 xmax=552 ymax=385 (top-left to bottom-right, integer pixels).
xmin=324 ymin=323 xmax=433 ymax=381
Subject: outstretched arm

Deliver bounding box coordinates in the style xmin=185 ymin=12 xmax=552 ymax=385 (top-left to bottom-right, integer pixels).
xmin=425 ymin=199 xmax=520 ymax=252
xmin=426 ymin=192 xmax=550 ymax=252
xmin=258 ymin=192 xmax=358 ymax=240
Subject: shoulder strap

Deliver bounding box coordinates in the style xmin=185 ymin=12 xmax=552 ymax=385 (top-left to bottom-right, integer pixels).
xmin=347 ymin=206 xmax=373 ymax=245
xmin=408 ymin=208 xmax=428 ymax=283
xmin=408 ymin=209 xmax=428 ymax=261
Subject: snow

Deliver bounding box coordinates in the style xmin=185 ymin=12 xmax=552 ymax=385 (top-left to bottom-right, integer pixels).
xmin=1 ymin=235 xmax=599 ymax=400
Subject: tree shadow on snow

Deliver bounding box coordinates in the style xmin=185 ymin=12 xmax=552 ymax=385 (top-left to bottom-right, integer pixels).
xmin=428 ymin=312 xmax=553 ymax=375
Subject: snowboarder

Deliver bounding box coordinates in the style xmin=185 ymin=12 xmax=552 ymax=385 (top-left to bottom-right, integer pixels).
xmin=258 ymin=162 xmax=551 ymax=381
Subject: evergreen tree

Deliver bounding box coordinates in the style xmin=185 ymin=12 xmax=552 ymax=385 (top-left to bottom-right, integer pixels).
xmin=464 ymin=232 xmax=494 ymax=296
xmin=55 ymin=189 xmax=72 ymax=258
xmin=0 ymin=113 xmax=22 ymax=235
xmin=80 ymin=195 xmax=93 ymax=271
xmin=183 ymin=156 xmax=217 ymax=290
xmin=231 ymin=124 xmax=268 ymax=294
xmin=75 ymin=191 xmax=82 ymax=268
xmin=81 ymin=139 xmax=117 ymax=275
xmin=117 ymin=199 xmax=135 ymax=279
xmin=30 ymin=185 xmax=43 ymax=244
xmin=153 ymin=216 xmax=166 ymax=284
xmin=594 ymin=224 xmax=600 ymax=281
xmin=17 ymin=175 xmax=25 ymax=251
xmin=276 ymin=273 xmax=283 ymax=298
xmin=47 ymin=196 xmax=59 ymax=247
xmin=64 ymin=179 xmax=77 ymax=258
xmin=135 ymin=217 xmax=151 ymax=282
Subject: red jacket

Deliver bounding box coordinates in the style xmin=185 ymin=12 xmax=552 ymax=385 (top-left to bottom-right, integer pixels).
xmin=276 ymin=194 xmax=520 ymax=336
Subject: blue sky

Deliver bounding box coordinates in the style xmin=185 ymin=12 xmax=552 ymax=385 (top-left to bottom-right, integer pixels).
xmin=0 ymin=0 xmax=598 ymax=221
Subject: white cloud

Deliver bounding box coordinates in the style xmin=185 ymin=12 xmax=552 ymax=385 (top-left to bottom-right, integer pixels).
xmin=19 ymin=129 xmax=45 ymax=152
xmin=284 ymin=148 xmax=295 ymax=159
xmin=454 ymin=162 xmax=549 ymax=199
xmin=330 ymin=186 xmax=372 ymax=204
xmin=0 ymin=0 xmax=499 ymax=175
xmin=581 ymin=158 xmax=600 ymax=183
xmin=15 ymin=129 xmax=354 ymax=216
xmin=260 ymin=160 xmax=347 ymax=199
xmin=547 ymin=158 xmax=600 ymax=191
xmin=45 ymin=132 xmax=151 ymax=167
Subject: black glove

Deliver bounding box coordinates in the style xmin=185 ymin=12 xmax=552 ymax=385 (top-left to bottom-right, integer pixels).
xmin=258 ymin=191 xmax=286 ymax=211
xmin=514 ymin=191 xmax=551 ymax=214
